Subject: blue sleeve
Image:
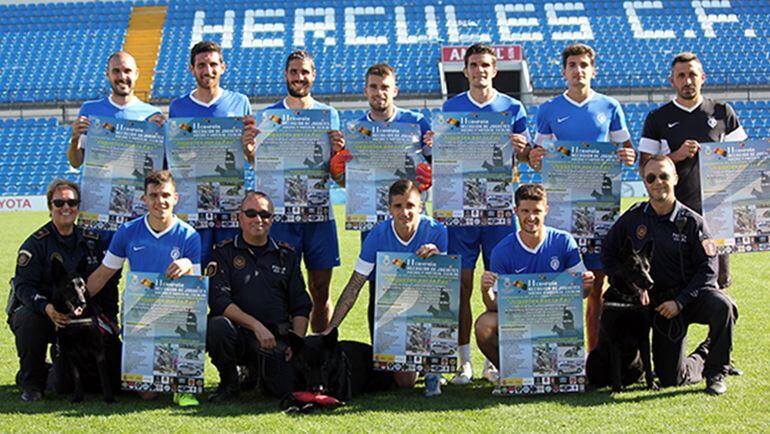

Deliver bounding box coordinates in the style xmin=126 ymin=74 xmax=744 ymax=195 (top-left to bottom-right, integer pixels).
xmin=418 ymin=113 xmax=432 ymax=144
xmin=330 ymin=108 xmax=340 ymax=130
xmin=512 ymin=104 xmax=528 ymax=135
xmin=168 ymin=99 xmax=179 ymax=118
xmin=489 ymin=242 xmax=508 ymax=274
xmin=610 ymin=101 xmax=628 ymax=133
xmin=359 ymin=229 xmax=379 ymax=264
xmin=536 ymin=104 xmax=551 ymax=135
xmin=185 ymin=230 xmax=202 ymax=264
xmin=107 ymin=226 xmax=128 ymax=258
xmin=242 ymin=95 xmax=253 ymax=116
xmin=434 ymin=224 xmax=448 ymax=253
xmin=563 ymin=234 xmax=582 ymax=269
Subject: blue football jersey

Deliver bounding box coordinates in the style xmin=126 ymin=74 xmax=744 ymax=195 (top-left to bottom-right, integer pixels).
xmin=534 ymin=92 xmax=630 ymax=145
xmin=357 ymin=106 xmax=432 ymax=155
xmin=78 ymin=97 xmax=161 ymax=121
xmin=169 ymin=89 xmax=252 ymax=117
xmin=442 ymin=91 xmax=529 ymax=139
xmin=266 ymin=97 xmax=341 ymax=130
xmin=355 ymin=215 xmax=448 ymax=280
xmin=489 ymin=226 xmax=584 ymax=277
xmin=103 ymin=216 xmax=202 ymax=274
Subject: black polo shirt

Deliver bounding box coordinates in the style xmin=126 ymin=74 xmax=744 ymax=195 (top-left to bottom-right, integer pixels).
xmin=207 ymin=235 xmax=311 ymax=326
xmin=639 ymin=98 xmax=747 ymax=212
xmin=601 ymin=201 xmax=718 ymax=308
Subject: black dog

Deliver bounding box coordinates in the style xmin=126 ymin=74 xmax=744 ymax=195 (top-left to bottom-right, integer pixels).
xmin=586 ymin=239 xmax=657 ymax=392
xmin=283 ymin=328 xmax=395 ymax=412
xmin=50 ymin=258 xmax=120 ymax=403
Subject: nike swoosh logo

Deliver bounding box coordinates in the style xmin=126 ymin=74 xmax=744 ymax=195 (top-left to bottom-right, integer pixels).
xmin=557 ymin=117 xmax=569 ymax=123
xmin=668 ymin=122 xmax=680 ymax=128
xmin=515 ymin=267 xmax=527 ymax=273
xmin=132 ymin=246 xmax=146 ymax=251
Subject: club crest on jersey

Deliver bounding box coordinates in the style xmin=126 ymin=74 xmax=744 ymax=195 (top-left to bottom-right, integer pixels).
xmin=596 ymin=113 xmax=607 ymax=124
xmin=550 ymin=256 xmax=560 ymax=271
xmin=707 ymin=117 xmax=717 ymax=128
xmin=170 ymin=247 xmax=181 ymax=260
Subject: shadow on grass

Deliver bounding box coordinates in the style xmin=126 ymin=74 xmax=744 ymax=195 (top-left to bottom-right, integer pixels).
xmin=0 ymin=379 xmax=708 ymax=418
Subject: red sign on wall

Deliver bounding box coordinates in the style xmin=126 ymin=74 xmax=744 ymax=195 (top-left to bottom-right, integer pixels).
xmin=441 ymin=45 xmax=523 ymax=63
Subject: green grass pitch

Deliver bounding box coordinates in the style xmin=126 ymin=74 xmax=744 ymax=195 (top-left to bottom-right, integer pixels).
xmin=0 ymin=202 xmax=767 ymax=432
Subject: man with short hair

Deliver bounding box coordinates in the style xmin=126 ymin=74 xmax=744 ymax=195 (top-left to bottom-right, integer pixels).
xmin=326 ymin=179 xmax=447 ymax=396
xmin=242 ymin=50 xmax=344 ymax=333
xmin=528 ymin=43 xmax=636 ymax=354
xmin=10 ymin=179 xmax=119 ymax=401
xmin=169 ymin=40 xmax=253 ymax=267
xmin=67 ymin=51 xmax=163 ymax=170
xmin=87 ymin=170 xmax=202 ymax=406
xmin=638 ymin=52 xmax=747 ymax=290
xmin=438 ymin=43 xmax=531 ymax=384
xmin=602 ymin=155 xmax=736 ymax=395
xmin=475 ymin=184 xmax=594 ymax=371
xmin=206 ymin=191 xmax=311 ymax=402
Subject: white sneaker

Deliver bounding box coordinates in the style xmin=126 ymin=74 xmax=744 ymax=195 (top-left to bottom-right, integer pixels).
xmin=451 ymin=362 xmax=473 ymax=385
xmin=482 ymin=364 xmax=499 ymax=384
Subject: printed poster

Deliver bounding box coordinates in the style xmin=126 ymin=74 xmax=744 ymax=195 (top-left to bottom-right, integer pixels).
xmin=79 ymin=117 xmax=164 ymax=231
xmin=254 ymin=109 xmax=332 ymax=223
xmin=121 ymin=272 xmax=209 ymax=394
xmin=700 ymin=140 xmax=770 ymax=253
xmin=165 ymin=117 xmax=245 ymax=229
xmin=373 ymin=252 xmax=461 ymax=373
xmin=432 ymin=111 xmax=514 ymax=226
xmin=345 ymin=120 xmax=424 ymax=230
xmin=495 ymin=272 xmax=586 ymax=395
xmin=541 ymin=140 xmax=622 ymax=256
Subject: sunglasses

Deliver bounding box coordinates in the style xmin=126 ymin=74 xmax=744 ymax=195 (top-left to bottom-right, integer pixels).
xmin=51 ymin=199 xmax=80 ymax=208
xmin=242 ymin=209 xmax=273 ymax=219
xmin=645 ymin=172 xmax=671 ymax=184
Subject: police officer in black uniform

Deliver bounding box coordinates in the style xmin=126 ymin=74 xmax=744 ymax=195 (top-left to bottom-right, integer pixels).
xmin=602 ymin=155 xmax=735 ymax=395
xmin=8 ymin=180 xmax=119 ymax=401
xmin=206 ymin=191 xmax=311 ymax=402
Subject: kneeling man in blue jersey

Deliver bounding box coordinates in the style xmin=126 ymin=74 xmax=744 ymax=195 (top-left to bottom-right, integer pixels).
xmin=528 ymin=43 xmax=636 ymax=356
xmin=242 ymin=50 xmax=344 ymax=333
xmin=475 ymin=184 xmax=594 ymax=373
xmin=86 ymin=171 xmax=202 ymax=407
xmin=169 ymin=40 xmax=252 ymax=267
xmin=325 ymin=179 xmax=448 ymax=397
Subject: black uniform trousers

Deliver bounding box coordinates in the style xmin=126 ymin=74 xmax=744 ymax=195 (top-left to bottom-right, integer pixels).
xmin=11 ymin=306 xmax=55 ymax=392
xmin=207 ymin=316 xmax=295 ymax=398
xmin=652 ymin=289 xmax=735 ymax=387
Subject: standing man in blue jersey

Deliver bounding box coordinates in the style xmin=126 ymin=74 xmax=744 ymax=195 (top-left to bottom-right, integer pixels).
xmin=87 ymin=171 xmax=202 ymax=407
xmin=326 ymin=179 xmax=447 ymax=396
xmin=528 ymin=43 xmax=636 ymax=355
xmin=169 ymin=41 xmax=252 ymax=267
xmin=242 ymin=50 xmax=344 ymax=333
xmin=67 ymin=51 xmax=163 ymax=170
xmin=433 ymin=43 xmax=531 ymax=384
xmin=475 ymin=184 xmax=594 ymax=370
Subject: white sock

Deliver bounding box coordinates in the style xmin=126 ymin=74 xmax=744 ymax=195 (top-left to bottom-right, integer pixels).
xmin=459 ymin=344 xmax=471 ymax=365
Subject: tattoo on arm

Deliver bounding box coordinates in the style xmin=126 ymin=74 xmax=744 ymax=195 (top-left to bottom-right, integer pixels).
xmin=329 ymin=271 xmax=368 ymax=329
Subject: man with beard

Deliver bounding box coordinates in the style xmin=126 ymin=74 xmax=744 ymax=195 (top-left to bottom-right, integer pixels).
xmin=242 ymin=50 xmax=344 ymax=333
xmin=169 ymin=41 xmax=252 ymax=267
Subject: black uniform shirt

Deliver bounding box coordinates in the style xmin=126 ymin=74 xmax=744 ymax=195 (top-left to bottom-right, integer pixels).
xmin=601 ymin=201 xmax=718 ymax=308
xmin=207 ymin=235 xmax=311 ymax=325
xmin=14 ymin=221 xmax=119 ymax=318
xmin=639 ymin=98 xmax=746 ymax=212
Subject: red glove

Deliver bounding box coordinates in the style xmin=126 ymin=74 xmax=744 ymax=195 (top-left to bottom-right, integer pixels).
xmin=329 ymin=149 xmax=352 ymax=184
xmin=416 ymin=162 xmax=432 ymax=192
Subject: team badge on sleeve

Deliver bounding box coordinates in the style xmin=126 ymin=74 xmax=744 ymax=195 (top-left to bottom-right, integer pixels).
xmin=17 ymin=250 xmax=32 ymax=267
xmin=206 ymin=261 xmax=218 ymax=277
xmin=702 ymin=239 xmax=717 ymax=257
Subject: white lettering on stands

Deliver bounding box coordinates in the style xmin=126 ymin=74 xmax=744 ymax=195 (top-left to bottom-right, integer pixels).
xmin=545 ymin=3 xmax=594 ymax=41
xmin=624 ymin=1 xmax=676 ymax=39
xmin=242 ymin=9 xmax=285 ymax=48
xmin=293 ymin=7 xmax=336 ymax=46
xmin=495 ymin=4 xmax=544 ymax=42
xmin=395 ymin=6 xmax=439 ymax=44
xmin=191 ymin=10 xmax=235 ymax=49
xmin=445 ymin=5 xmax=491 ymax=44
xmin=693 ymin=0 xmax=741 ymax=38
xmin=345 ymin=6 xmax=388 ymax=45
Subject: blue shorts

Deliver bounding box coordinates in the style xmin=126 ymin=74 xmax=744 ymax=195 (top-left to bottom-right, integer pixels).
xmin=448 ymin=225 xmax=514 ymax=269
xmin=270 ymin=220 xmax=340 ymax=269
xmin=582 ymin=252 xmax=602 ymax=271
xmin=200 ymin=227 xmax=240 ymax=267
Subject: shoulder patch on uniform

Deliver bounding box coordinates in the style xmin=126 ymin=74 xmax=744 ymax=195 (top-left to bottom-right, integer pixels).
xmin=276 ymin=240 xmax=295 ymax=252
xmin=82 ymin=229 xmax=99 ymax=240
xmin=216 ymin=239 xmax=233 ymax=249
xmin=17 ymin=250 xmax=32 ymax=267
xmin=702 ymin=239 xmax=717 ymax=257
xmin=233 ymin=256 xmax=246 ymax=270
xmin=206 ymin=261 xmax=218 ymax=277
xmin=33 ymin=227 xmax=50 ymax=240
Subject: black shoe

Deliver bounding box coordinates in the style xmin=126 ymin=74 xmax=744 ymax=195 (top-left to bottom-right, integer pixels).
xmin=706 ymin=374 xmax=727 ymax=396
xmin=209 ymin=383 xmax=240 ymax=403
xmin=727 ymin=363 xmax=743 ymax=376
xmin=21 ymin=389 xmax=42 ymax=402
